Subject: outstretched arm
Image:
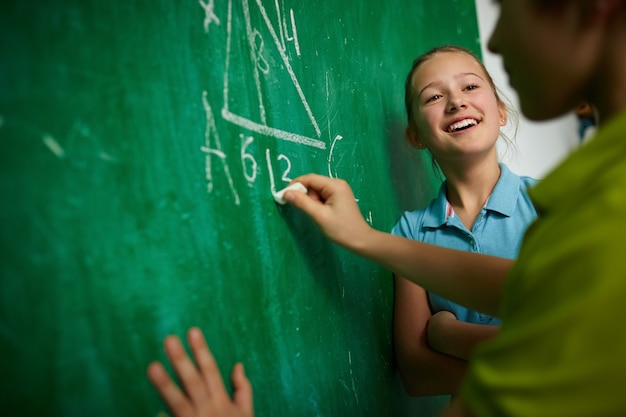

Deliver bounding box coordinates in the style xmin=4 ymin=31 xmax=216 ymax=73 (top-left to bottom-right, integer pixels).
xmin=147 ymin=327 xmax=254 ymax=417
xmin=286 ymin=174 xmax=512 ymax=317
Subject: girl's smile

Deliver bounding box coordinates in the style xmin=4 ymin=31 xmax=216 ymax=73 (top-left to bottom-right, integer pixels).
xmin=445 ymin=118 xmax=480 ymax=133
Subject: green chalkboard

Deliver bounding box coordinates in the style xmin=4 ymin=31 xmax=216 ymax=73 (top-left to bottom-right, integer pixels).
xmin=0 ymin=1 xmax=480 ymax=415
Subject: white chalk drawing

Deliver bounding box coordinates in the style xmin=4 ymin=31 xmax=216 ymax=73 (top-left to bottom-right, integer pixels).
xmin=265 ymin=148 xmax=293 ymax=195
xmin=42 ymin=134 xmax=66 ymax=159
xmin=200 ymin=0 xmax=352 ymax=207
xmin=201 ymin=91 xmax=241 ymax=205
xmin=277 ymin=153 xmax=292 ymax=183
xmin=222 ymin=0 xmax=325 ymax=149
xmin=240 ymin=133 xmax=258 ymax=185
xmin=327 ymin=134 xmax=343 ymax=178
xmin=286 ymin=8 xmax=300 ymax=56
xmin=202 ymin=89 xmax=299 ymax=206
xmin=265 ymin=148 xmax=278 ymax=194
xmin=199 ymin=0 xmax=220 ymax=33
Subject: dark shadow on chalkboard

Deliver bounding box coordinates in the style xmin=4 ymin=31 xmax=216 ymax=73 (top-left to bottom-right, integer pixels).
xmin=276 ymin=205 xmax=347 ymax=303
xmin=385 ymin=117 xmax=440 ymax=214
xmin=384 ymin=117 xmax=452 ymax=415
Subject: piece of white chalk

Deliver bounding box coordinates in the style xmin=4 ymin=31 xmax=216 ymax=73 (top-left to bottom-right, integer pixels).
xmin=273 ymin=182 xmax=308 ymax=205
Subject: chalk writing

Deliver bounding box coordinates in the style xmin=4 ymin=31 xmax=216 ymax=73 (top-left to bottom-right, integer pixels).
xmin=265 ymin=148 xmax=293 ymax=195
xmin=250 ymin=29 xmax=270 ymax=74
xmin=42 ymin=134 xmax=66 ymax=159
xmin=222 ymin=0 xmax=325 ymax=149
xmin=240 ymin=133 xmax=258 ymax=185
xmin=277 ymin=154 xmax=292 ymax=183
xmin=201 ymin=91 xmax=241 ymax=205
xmin=199 ymin=0 xmax=220 ymax=33
xmin=287 ymin=8 xmax=301 ymax=56
xmin=201 ymin=0 xmax=350 ymax=206
xmin=202 ymin=94 xmax=297 ymax=205
xmin=327 ymin=134 xmax=343 ymax=178
xmin=266 ymin=148 xmax=278 ymax=194
xmin=273 ymin=0 xmax=301 ymax=56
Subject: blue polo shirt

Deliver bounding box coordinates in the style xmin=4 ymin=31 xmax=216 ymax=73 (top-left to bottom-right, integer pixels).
xmin=391 ymin=164 xmax=537 ymax=325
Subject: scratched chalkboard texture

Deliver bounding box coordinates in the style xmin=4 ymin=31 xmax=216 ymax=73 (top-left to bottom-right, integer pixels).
xmin=0 ymin=1 xmax=479 ymax=416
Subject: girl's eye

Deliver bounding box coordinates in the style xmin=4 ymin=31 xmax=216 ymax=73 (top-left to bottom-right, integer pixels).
xmin=464 ymin=84 xmax=479 ymax=91
xmin=425 ymin=94 xmax=442 ymax=103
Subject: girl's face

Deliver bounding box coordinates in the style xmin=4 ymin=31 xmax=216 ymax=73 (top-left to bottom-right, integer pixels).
xmin=408 ymin=51 xmax=506 ymax=165
xmin=488 ymin=0 xmax=598 ymax=121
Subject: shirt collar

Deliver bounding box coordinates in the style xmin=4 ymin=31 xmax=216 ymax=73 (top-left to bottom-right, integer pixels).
xmin=485 ymin=163 xmax=523 ymax=217
xmin=422 ymin=163 xmax=522 ymax=228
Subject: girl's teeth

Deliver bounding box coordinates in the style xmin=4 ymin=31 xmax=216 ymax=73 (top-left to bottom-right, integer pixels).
xmin=448 ymin=119 xmax=478 ymax=132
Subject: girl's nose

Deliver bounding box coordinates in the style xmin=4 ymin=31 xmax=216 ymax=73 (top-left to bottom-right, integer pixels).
xmin=446 ymin=95 xmax=467 ymax=113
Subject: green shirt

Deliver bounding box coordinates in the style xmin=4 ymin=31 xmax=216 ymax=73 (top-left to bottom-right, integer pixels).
xmin=462 ymin=109 xmax=626 ymax=417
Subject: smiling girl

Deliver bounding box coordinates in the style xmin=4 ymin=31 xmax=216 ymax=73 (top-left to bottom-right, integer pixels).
xmin=392 ymin=46 xmax=537 ymax=399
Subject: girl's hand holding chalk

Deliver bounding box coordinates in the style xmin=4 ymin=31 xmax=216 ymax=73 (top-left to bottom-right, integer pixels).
xmin=282 ymin=174 xmax=373 ymax=251
xmin=273 ymin=182 xmax=308 ymax=205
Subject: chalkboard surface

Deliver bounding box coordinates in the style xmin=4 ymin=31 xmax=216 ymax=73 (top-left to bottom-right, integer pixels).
xmin=0 ymin=1 xmax=480 ymax=415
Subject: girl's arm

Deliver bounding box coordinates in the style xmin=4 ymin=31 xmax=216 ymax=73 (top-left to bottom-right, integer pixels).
xmin=427 ymin=311 xmax=499 ymax=361
xmin=394 ymin=275 xmax=467 ymax=396
xmin=286 ymin=174 xmax=512 ymax=317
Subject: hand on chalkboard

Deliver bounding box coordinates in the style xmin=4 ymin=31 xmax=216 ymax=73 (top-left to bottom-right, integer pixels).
xmin=285 ymin=174 xmax=373 ymax=250
xmin=147 ymin=327 xmax=254 ymax=417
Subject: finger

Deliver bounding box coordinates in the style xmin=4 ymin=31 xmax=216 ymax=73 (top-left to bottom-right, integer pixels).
xmin=147 ymin=361 xmax=194 ymax=417
xmin=287 ymin=175 xmax=323 ymax=201
xmin=231 ymin=363 xmax=254 ymax=417
xmin=285 ymin=174 xmax=336 ymax=214
xmin=291 ymin=174 xmax=333 ymax=198
xmin=163 ymin=335 xmax=209 ymax=405
xmin=295 ymin=174 xmax=354 ymax=202
xmin=284 ymin=185 xmax=326 ymax=217
xmin=187 ymin=327 xmax=228 ymax=398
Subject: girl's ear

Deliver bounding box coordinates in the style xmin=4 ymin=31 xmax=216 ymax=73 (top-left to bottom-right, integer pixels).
xmin=497 ymin=102 xmax=508 ymax=127
xmin=405 ymin=126 xmax=427 ymax=150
